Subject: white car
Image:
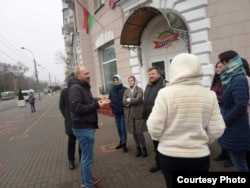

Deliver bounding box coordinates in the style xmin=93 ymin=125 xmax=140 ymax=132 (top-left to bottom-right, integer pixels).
xmin=21 ymin=90 xmax=30 ymax=102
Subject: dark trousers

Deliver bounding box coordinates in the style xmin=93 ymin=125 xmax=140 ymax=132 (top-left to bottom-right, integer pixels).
xmin=30 ymin=102 xmax=35 ymax=112
xmin=246 ymin=151 xmax=250 ymax=169
xmin=153 ymin=140 xmax=160 ymax=166
xmin=159 ymin=153 xmax=210 ymax=188
xmin=68 ymin=133 xmax=81 ymax=162
xmin=221 ymin=148 xmax=231 ymax=160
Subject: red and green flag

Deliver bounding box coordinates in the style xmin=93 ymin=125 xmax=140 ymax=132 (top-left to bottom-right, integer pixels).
xmin=76 ymin=0 xmax=94 ymax=34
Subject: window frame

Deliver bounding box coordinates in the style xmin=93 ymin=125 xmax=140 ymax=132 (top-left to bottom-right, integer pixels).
xmin=99 ymin=43 xmax=117 ymax=95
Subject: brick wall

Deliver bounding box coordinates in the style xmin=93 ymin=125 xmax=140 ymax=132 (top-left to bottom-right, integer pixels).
xmin=97 ymin=103 xmax=113 ymax=117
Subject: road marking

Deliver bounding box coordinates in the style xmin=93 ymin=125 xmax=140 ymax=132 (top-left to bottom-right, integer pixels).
xmin=0 ymin=163 xmax=7 ymax=172
xmin=9 ymin=102 xmax=56 ymax=141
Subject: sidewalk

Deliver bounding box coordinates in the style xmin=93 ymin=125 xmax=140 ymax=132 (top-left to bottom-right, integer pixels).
xmin=0 ymin=94 xmax=234 ymax=188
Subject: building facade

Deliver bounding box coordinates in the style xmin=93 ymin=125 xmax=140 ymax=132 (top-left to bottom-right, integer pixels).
xmin=62 ymin=0 xmax=250 ymax=96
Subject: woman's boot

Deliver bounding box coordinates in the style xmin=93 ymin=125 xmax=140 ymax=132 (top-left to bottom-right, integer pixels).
xmin=135 ymin=147 xmax=141 ymax=157
xmin=141 ymin=147 xmax=148 ymax=158
xmin=123 ymin=143 xmax=128 ymax=153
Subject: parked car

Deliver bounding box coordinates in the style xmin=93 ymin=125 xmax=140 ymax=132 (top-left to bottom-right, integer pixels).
xmin=1 ymin=91 xmax=16 ymax=100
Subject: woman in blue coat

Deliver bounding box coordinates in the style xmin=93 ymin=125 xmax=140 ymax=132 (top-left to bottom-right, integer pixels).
xmin=218 ymin=50 xmax=250 ymax=172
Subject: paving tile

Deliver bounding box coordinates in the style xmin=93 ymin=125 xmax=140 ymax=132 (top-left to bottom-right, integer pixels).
xmin=0 ymin=94 xmax=235 ymax=188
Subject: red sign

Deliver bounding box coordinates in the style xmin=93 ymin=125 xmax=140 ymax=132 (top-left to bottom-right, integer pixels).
xmin=153 ymin=30 xmax=179 ymax=49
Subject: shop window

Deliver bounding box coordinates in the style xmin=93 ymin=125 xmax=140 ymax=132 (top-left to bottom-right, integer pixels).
xmin=100 ymin=44 xmax=117 ymax=95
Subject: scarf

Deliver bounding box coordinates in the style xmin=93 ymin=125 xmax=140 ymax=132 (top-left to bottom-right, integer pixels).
xmin=220 ymin=55 xmax=245 ymax=86
xmin=129 ymin=78 xmax=138 ymax=97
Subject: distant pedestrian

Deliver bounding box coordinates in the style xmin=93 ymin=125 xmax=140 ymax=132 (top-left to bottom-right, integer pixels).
xmin=109 ymin=74 xmax=128 ymax=153
xmin=28 ymin=90 xmax=36 ymax=113
xmin=59 ymin=73 xmax=81 ymax=170
xmin=69 ymin=66 xmax=110 ymax=188
xmin=147 ymin=53 xmax=225 ymax=188
xmin=123 ymin=76 xmax=148 ymax=157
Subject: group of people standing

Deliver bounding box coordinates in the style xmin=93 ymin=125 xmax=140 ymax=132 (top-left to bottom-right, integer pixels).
xmin=108 ymin=67 xmax=167 ymax=172
xmin=59 ymin=65 xmax=166 ymax=188
xmin=59 ymin=50 xmax=250 ymax=188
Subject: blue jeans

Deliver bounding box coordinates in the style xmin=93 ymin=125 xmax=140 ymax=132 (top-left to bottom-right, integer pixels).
xmin=229 ymin=151 xmax=249 ymax=172
xmin=72 ymin=128 xmax=95 ymax=188
xmin=30 ymin=102 xmax=35 ymax=112
xmin=114 ymin=114 xmax=127 ymax=144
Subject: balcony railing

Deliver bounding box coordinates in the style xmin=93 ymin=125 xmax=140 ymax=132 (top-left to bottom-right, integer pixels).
xmin=64 ymin=35 xmax=72 ymax=45
xmin=66 ymin=46 xmax=73 ymax=55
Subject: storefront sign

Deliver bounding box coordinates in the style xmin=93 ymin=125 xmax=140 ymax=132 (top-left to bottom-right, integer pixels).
xmin=153 ymin=30 xmax=179 ymax=49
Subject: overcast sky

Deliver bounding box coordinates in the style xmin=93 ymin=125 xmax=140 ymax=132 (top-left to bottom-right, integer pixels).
xmin=0 ymin=0 xmax=65 ymax=85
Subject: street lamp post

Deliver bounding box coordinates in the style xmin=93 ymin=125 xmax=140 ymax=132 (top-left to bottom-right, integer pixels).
xmin=40 ymin=67 xmax=51 ymax=87
xmin=21 ymin=47 xmax=41 ymax=101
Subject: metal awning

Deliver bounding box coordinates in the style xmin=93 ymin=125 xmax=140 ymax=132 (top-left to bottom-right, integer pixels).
xmin=120 ymin=7 xmax=189 ymax=49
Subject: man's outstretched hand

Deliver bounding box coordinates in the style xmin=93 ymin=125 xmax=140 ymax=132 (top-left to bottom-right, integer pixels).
xmin=98 ymin=97 xmax=111 ymax=108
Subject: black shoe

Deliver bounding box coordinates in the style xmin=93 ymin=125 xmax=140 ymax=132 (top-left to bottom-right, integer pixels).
xmin=223 ymin=160 xmax=234 ymax=167
xmin=122 ymin=143 xmax=128 ymax=153
xmin=141 ymin=147 xmax=148 ymax=158
xmin=68 ymin=161 xmax=75 ymax=170
xmin=135 ymin=147 xmax=141 ymax=157
xmin=115 ymin=142 xmax=122 ymax=149
xmin=214 ymin=154 xmax=227 ymax=161
xmin=149 ymin=164 xmax=160 ymax=172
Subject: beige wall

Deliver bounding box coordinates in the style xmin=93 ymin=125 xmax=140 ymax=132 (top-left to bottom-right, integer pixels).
xmin=73 ymin=0 xmax=250 ymax=95
xmin=75 ymin=0 xmax=131 ymax=96
xmin=207 ymin=0 xmax=250 ymax=65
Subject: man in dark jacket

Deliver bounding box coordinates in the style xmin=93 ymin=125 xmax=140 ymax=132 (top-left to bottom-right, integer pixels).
xmin=109 ymin=74 xmax=128 ymax=153
xmin=142 ymin=66 xmax=166 ymax=173
xmin=69 ymin=66 xmax=110 ymax=188
xmin=59 ymin=74 xmax=81 ymax=170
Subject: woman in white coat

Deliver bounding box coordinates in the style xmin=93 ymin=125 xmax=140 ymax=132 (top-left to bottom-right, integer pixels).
xmin=147 ymin=53 xmax=225 ymax=188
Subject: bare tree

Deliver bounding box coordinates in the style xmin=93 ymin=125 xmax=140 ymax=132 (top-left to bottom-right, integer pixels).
xmin=55 ymin=50 xmax=67 ymax=65
xmin=13 ymin=62 xmax=29 ymax=89
xmin=54 ymin=50 xmax=73 ymax=82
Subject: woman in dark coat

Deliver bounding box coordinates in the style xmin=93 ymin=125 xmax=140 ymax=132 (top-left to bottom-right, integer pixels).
xmin=211 ymin=61 xmax=233 ymax=167
xmin=218 ymin=50 xmax=250 ymax=172
xmin=123 ymin=76 xmax=148 ymax=157
xmin=242 ymin=58 xmax=250 ymax=170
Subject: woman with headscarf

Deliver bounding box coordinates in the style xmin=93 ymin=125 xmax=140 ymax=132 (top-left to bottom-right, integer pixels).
xmin=218 ymin=50 xmax=250 ymax=172
xmin=123 ymin=76 xmax=148 ymax=157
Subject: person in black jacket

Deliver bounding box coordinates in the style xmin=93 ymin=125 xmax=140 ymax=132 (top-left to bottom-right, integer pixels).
xmin=68 ymin=66 xmax=110 ymax=188
xmin=142 ymin=66 xmax=166 ymax=173
xmin=109 ymin=74 xmax=128 ymax=153
xmin=59 ymin=74 xmax=81 ymax=170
